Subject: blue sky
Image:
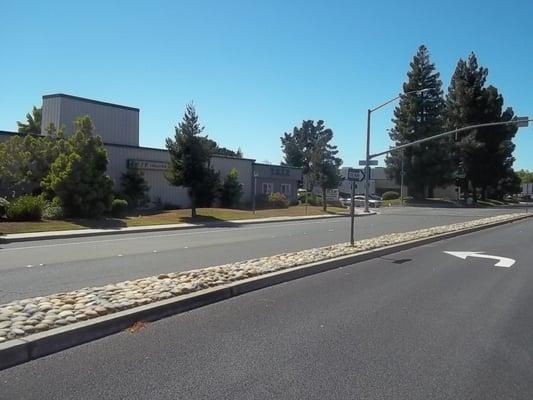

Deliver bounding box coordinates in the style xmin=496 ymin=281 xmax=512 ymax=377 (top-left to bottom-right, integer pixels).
xmin=1 ymin=0 xmax=532 ymax=169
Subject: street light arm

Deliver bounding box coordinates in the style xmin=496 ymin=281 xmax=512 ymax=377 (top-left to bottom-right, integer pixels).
xmin=370 ymin=119 xmax=533 ymax=159
xmin=369 ymin=89 xmax=432 ymax=113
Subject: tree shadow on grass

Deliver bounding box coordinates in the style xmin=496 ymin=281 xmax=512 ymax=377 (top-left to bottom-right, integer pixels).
xmin=180 ymin=215 xmax=243 ymax=228
xmin=66 ymin=218 xmax=128 ymax=230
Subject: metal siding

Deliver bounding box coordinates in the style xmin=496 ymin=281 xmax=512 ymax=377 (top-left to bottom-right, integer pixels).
xmin=104 ymin=145 xmax=190 ymax=207
xmin=41 ymin=97 xmax=61 ymax=132
xmin=211 ymin=156 xmax=253 ymax=205
xmin=52 ymin=96 xmax=139 ymax=146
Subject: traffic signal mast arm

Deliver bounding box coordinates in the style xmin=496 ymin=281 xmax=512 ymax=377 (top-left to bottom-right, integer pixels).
xmin=369 ymin=119 xmax=531 ymax=159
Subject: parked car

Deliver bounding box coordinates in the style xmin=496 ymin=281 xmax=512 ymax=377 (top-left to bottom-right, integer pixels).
xmin=342 ymin=195 xmax=382 ymax=208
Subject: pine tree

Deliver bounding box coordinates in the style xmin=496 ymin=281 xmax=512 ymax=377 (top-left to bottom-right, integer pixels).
xmin=41 ymin=116 xmax=113 ymax=217
xmin=220 ymin=168 xmax=243 ymax=208
xmin=120 ymin=168 xmax=150 ymax=207
xmin=385 ymin=45 xmax=450 ymax=199
xmin=446 ymin=53 xmax=518 ymax=200
xmin=166 ymin=104 xmax=214 ymax=217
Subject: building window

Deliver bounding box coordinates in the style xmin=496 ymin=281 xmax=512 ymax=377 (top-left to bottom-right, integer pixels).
xmin=280 ymin=183 xmax=291 ymax=195
xmin=262 ymin=182 xmax=273 ymax=194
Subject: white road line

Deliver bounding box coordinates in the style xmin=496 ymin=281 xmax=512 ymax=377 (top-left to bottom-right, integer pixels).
xmin=2 ymin=219 xmax=345 ymax=252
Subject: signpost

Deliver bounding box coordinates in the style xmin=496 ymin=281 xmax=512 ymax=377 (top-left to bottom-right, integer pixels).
xmin=346 ymin=168 xmax=365 ymax=245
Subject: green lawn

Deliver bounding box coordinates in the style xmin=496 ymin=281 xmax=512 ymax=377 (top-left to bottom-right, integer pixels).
xmin=0 ymin=205 xmax=348 ymax=235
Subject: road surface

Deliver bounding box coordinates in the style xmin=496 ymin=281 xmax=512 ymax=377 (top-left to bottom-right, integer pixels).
xmin=0 ymin=207 xmax=525 ymax=303
xmin=1 ymin=214 xmax=531 ymax=399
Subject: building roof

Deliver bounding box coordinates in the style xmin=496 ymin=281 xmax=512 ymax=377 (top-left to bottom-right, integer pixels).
xmin=43 ymin=93 xmax=140 ymax=112
xmin=253 ymin=162 xmax=302 ymax=170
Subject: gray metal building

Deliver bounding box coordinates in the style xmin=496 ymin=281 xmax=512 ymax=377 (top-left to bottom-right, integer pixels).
xmin=3 ymin=93 xmax=302 ymax=207
xmin=253 ymin=163 xmax=302 ymax=201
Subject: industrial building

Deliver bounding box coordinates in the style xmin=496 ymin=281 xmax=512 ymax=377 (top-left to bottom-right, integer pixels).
xmin=1 ymin=94 xmax=302 ymax=207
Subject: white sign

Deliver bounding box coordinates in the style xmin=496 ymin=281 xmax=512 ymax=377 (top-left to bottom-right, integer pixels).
xmin=444 ymin=251 xmax=515 ymax=268
xmin=347 ymin=168 xmax=365 ymax=182
xmin=325 ymin=189 xmax=339 ymax=201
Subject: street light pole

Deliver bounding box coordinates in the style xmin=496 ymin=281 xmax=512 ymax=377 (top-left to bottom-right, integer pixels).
xmin=400 ymin=148 xmax=405 ymax=206
xmin=363 ymin=88 xmax=431 ymax=213
xmin=252 ymin=172 xmax=258 ymax=214
xmin=364 ymin=109 xmax=371 ymax=212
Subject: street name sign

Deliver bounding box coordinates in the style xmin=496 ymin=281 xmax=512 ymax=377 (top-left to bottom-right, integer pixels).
xmin=359 ymin=160 xmax=378 ymax=166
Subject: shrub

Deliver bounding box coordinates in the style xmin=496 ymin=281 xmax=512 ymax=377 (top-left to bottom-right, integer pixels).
xmin=111 ymin=198 xmax=129 ymax=217
xmin=289 ymin=199 xmax=300 ymax=206
xmin=267 ymin=192 xmax=289 ymax=208
xmin=0 ymin=197 xmax=9 ymax=217
xmin=6 ymin=195 xmax=44 ymax=221
xmin=308 ymin=194 xmax=323 ymax=206
xmin=382 ymin=191 xmax=400 ymax=200
xmin=43 ymin=197 xmax=65 ymax=220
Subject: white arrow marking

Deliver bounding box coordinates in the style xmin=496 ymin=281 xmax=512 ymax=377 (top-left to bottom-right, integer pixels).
xmin=444 ymin=251 xmax=515 ymax=268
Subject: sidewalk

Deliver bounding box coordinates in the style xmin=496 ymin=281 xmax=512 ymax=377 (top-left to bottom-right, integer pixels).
xmin=1 ymin=210 xmax=376 ymax=243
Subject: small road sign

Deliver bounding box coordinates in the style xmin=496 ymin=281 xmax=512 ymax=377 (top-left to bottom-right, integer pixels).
xmin=359 ymin=160 xmax=378 ymax=166
xmin=515 ymin=116 xmax=529 ymax=128
xmin=347 ymin=168 xmax=365 ymax=182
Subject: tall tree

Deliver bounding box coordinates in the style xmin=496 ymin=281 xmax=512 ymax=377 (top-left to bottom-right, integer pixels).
xmin=166 ymin=104 xmax=215 ymax=217
xmin=281 ymin=120 xmax=341 ymax=193
xmin=41 ymin=116 xmax=113 ymax=217
xmin=17 ymin=106 xmax=42 ymax=135
xmin=516 ymin=169 xmax=533 ymax=183
xmin=385 ymin=45 xmax=450 ymax=199
xmin=199 ymin=137 xmax=242 ymax=158
xmin=445 ymin=53 xmax=518 ymax=200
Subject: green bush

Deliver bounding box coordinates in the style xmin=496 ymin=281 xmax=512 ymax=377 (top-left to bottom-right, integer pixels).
xmin=111 ymin=198 xmax=129 ymax=217
xmin=6 ymin=195 xmax=44 ymax=221
xmin=43 ymin=197 xmax=65 ymax=220
xmin=289 ymin=199 xmax=300 ymax=206
xmin=267 ymin=192 xmax=289 ymax=208
xmin=308 ymin=194 xmax=323 ymax=206
xmin=0 ymin=197 xmax=9 ymax=217
xmin=382 ymin=191 xmax=400 ymax=200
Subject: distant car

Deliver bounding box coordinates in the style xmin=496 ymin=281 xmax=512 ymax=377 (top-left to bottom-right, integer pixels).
xmin=343 ymin=195 xmax=382 ymax=208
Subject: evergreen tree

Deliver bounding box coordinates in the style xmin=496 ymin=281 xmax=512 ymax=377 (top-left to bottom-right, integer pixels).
xmin=446 ymin=53 xmax=518 ymax=200
xmin=385 ymin=45 xmax=450 ymax=199
xmin=120 ymin=168 xmax=150 ymax=208
xmin=17 ymin=106 xmax=42 ymax=135
xmin=220 ymin=168 xmax=243 ymax=208
xmin=0 ymin=123 xmax=65 ymax=195
xmin=281 ymin=120 xmax=341 ymax=195
xmin=166 ymin=104 xmax=215 ymax=217
xmin=41 ymin=116 xmax=113 ymax=217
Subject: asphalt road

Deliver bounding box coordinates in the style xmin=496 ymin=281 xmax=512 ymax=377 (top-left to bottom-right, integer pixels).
xmin=1 ymin=216 xmax=531 ymax=399
xmin=0 ymin=207 xmax=525 ymax=303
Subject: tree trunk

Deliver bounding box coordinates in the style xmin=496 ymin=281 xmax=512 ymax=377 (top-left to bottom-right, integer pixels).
xmin=190 ymin=190 xmax=197 ymax=218
xmin=322 ymin=186 xmax=327 ymax=212
xmin=427 ymin=185 xmax=434 ymax=199
xmin=481 ymin=186 xmax=487 ymax=201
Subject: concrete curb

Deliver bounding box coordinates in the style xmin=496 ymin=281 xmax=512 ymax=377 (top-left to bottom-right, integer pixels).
xmin=0 ymin=212 xmax=377 ymax=243
xmin=1 ymin=213 xmax=528 ymax=371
